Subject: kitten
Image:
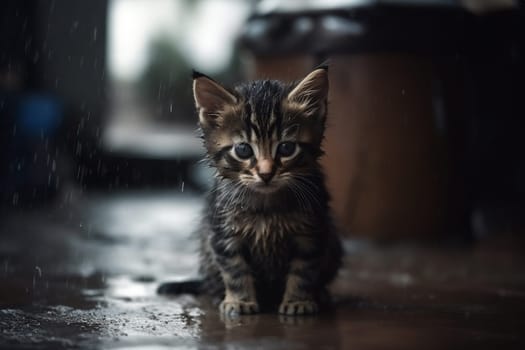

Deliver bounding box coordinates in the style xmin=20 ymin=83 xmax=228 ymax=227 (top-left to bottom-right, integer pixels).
xmin=160 ymin=67 xmax=342 ymax=316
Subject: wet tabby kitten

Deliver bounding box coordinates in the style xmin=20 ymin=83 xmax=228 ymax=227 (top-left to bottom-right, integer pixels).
xmin=161 ymin=67 xmax=342 ymax=316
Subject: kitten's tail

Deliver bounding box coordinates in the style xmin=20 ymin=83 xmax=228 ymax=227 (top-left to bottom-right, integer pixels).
xmin=157 ymin=279 xmax=203 ymax=295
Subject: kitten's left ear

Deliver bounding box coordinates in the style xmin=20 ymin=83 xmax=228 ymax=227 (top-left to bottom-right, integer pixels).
xmin=287 ymin=67 xmax=329 ymax=117
xmin=193 ymin=71 xmax=237 ymax=128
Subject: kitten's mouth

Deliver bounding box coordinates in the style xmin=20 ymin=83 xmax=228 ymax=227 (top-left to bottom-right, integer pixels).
xmin=250 ymin=181 xmax=280 ymax=193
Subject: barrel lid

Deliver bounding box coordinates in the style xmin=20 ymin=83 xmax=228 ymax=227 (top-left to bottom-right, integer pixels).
xmin=239 ymin=1 xmax=474 ymax=56
xmin=255 ymin=0 xmax=458 ymax=15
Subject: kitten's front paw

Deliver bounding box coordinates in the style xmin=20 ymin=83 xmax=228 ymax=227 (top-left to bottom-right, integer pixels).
xmin=220 ymin=300 xmax=259 ymax=316
xmin=279 ymin=300 xmax=318 ymax=315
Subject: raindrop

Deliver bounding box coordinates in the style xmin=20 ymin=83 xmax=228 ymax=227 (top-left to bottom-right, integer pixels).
xmin=181 ymin=181 xmax=185 ymax=192
xmin=76 ymin=142 xmax=82 ymax=156
xmin=70 ymin=20 xmax=80 ymax=35
xmin=401 ymin=89 xmax=406 ymax=96
xmin=170 ymin=103 xmax=173 ymax=113
xmin=52 ymin=159 xmax=56 ymax=172
xmin=157 ymin=83 xmax=163 ymax=100
xmin=33 ymin=266 xmax=42 ymax=289
xmin=93 ymin=27 xmax=98 ymax=42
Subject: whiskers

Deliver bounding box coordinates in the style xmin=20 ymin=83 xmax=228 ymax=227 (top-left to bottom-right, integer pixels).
xmin=280 ymin=173 xmax=323 ymax=212
xmin=211 ymin=172 xmax=324 ymax=217
xmin=211 ymin=179 xmax=251 ymax=219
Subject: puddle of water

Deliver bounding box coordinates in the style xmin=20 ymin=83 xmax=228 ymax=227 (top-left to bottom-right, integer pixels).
xmin=1 ymin=191 xmax=525 ymax=349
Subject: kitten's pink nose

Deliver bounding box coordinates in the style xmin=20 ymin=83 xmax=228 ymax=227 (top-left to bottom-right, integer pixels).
xmin=258 ymin=159 xmax=272 ymax=173
xmin=258 ymin=172 xmax=273 ymax=184
xmin=257 ymin=159 xmax=274 ymax=184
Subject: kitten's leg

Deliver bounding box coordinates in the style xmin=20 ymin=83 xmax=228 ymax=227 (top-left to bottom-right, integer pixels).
xmin=210 ymin=236 xmax=259 ymax=315
xmin=218 ymin=255 xmax=259 ymax=315
xmin=279 ymin=237 xmax=320 ymax=315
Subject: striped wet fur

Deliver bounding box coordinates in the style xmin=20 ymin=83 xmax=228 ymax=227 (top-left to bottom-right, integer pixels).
xmin=192 ymin=67 xmax=342 ymax=316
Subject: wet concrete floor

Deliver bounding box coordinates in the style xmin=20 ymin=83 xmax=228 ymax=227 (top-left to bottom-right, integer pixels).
xmin=1 ymin=189 xmax=524 ymax=349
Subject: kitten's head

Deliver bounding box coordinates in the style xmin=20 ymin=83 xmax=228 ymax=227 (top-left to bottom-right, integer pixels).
xmin=193 ymin=67 xmax=328 ymax=194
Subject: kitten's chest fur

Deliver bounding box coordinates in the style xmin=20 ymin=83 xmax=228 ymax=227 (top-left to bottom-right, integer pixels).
xmin=227 ymin=210 xmax=309 ymax=246
xmin=224 ymin=208 xmax=309 ymax=272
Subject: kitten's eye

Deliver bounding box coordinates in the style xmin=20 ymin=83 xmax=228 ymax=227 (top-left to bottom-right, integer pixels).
xmin=277 ymin=142 xmax=296 ymax=157
xmin=234 ymin=143 xmax=253 ymax=159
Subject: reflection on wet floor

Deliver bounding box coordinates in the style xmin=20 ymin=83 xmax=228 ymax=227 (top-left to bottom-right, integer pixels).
xmin=1 ymin=189 xmax=524 ymax=349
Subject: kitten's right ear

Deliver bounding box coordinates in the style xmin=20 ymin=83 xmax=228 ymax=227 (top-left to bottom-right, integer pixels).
xmin=192 ymin=71 xmax=237 ymax=128
xmin=287 ymin=67 xmax=328 ymax=118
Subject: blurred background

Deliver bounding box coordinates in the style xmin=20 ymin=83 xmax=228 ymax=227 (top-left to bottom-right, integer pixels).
xmin=0 ymin=0 xmax=524 ymax=348
xmin=1 ymin=0 xmax=523 ymax=240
